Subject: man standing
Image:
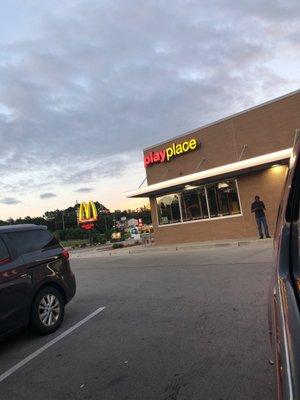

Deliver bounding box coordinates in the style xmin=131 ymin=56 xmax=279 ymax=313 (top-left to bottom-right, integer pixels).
xmin=251 ymin=195 xmax=271 ymax=239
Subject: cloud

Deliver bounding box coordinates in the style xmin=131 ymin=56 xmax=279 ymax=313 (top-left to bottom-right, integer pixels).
xmin=0 ymin=0 xmax=299 ymax=200
xmin=40 ymin=192 xmax=57 ymax=199
xmin=0 ymin=197 xmax=21 ymax=205
xmin=74 ymin=187 xmax=94 ymax=193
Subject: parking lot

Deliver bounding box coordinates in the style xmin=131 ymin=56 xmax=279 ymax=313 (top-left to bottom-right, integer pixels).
xmin=0 ymin=242 xmax=274 ymax=400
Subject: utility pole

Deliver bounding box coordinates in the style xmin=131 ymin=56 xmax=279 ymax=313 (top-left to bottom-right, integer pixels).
xmin=113 ymin=213 xmax=116 ymax=232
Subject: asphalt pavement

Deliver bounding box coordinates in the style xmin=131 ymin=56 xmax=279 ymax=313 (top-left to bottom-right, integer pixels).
xmin=0 ymin=242 xmax=275 ymax=400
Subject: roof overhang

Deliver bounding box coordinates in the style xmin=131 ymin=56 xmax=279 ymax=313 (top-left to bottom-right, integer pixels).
xmin=125 ymin=148 xmax=292 ymax=198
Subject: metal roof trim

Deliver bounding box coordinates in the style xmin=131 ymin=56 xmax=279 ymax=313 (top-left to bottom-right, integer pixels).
xmin=125 ymin=148 xmax=292 ymax=198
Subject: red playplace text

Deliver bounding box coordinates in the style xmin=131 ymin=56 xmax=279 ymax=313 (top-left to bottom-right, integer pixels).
xmin=144 ymin=138 xmax=199 ymax=168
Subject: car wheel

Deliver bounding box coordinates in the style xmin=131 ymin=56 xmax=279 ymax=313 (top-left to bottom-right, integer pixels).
xmin=30 ymin=286 xmax=65 ymax=335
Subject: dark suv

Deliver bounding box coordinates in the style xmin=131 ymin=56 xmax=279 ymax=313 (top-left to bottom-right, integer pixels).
xmin=0 ymin=224 xmax=76 ymax=337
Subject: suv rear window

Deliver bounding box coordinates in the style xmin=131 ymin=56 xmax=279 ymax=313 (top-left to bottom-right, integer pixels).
xmin=4 ymin=229 xmax=59 ymax=256
xmin=0 ymin=237 xmax=9 ymax=261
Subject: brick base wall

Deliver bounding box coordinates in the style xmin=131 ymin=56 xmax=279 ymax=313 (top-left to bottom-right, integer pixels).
xmin=150 ymin=165 xmax=288 ymax=245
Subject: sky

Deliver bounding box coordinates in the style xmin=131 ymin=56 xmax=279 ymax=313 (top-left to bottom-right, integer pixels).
xmin=0 ymin=0 xmax=299 ymax=219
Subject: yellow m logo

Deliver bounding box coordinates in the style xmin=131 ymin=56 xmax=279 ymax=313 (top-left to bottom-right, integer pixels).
xmin=78 ymin=201 xmax=98 ymax=222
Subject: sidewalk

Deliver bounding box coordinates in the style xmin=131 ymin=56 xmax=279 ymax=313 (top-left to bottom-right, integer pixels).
xmin=70 ymin=237 xmax=273 ymax=259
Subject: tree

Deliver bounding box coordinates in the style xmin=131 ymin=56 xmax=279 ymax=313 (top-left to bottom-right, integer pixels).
xmin=0 ymin=201 xmax=152 ymax=240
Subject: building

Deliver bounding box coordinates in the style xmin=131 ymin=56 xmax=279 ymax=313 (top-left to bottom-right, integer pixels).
xmin=127 ymin=218 xmax=139 ymax=228
xmin=125 ymin=90 xmax=300 ymax=245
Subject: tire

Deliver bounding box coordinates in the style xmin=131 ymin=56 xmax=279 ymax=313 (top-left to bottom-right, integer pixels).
xmin=30 ymin=286 xmax=65 ymax=335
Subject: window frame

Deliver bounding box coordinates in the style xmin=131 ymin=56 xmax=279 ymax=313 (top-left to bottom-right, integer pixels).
xmin=156 ymin=178 xmax=243 ymax=227
xmin=156 ymin=192 xmax=182 ymax=226
xmin=180 ymin=184 xmax=209 ymax=222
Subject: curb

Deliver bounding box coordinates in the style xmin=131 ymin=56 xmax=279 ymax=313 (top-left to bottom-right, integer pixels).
xmin=126 ymin=238 xmax=272 ymax=255
xmin=70 ymin=237 xmax=272 ymax=258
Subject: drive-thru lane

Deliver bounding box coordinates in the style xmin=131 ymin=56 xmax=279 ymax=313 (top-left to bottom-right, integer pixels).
xmin=0 ymin=244 xmax=274 ymax=399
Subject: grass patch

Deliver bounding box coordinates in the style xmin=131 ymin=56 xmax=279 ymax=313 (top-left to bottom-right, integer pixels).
xmin=61 ymin=239 xmax=89 ymax=248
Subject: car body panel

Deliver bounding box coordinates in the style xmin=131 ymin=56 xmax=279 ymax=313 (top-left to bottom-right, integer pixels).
xmin=0 ymin=225 xmax=76 ymax=338
xmin=270 ymin=130 xmax=300 ymax=399
xmin=0 ymin=256 xmax=32 ymax=334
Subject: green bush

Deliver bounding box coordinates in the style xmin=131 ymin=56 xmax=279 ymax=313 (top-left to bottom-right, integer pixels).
xmin=54 ymin=228 xmax=90 ymax=241
xmin=90 ymin=233 xmax=107 ymax=244
xmin=60 ymin=239 xmax=89 ymax=248
xmin=98 ymin=234 xmax=107 ymax=244
xmin=112 ymin=243 xmax=124 ymax=249
xmin=54 ymin=228 xmax=110 ymax=244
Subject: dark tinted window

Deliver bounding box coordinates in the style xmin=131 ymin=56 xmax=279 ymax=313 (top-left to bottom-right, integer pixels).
xmin=180 ymin=186 xmax=209 ymax=221
xmin=291 ymin=158 xmax=300 ymax=271
xmin=5 ymin=230 xmax=59 ymax=256
xmin=0 ymin=237 xmax=9 ymax=261
xmin=155 ymin=179 xmax=241 ymax=225
xmin=206 ymin=180 xmax=241 ymax=218
xmin=156 ymin=193 xmax=181 ymax=225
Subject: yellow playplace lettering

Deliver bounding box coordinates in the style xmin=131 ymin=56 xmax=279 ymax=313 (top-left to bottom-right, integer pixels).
xmin=182 ymin=141 xmax=189 ymax=152
xmin=161 ymin=138 xmax=199 ymax=163
xmin=166 ymin=146 xmax=173 ymax=160
xmin=175 ymin=143 xmax=183 ymax=155
xmin=189 ymin=139 xmax=197 ymax=150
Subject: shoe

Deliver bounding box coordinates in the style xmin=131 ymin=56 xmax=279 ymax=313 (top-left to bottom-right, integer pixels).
xmin=266 ymin=235 xmax=271 ymax=238
xmin=259 ymin=236 xmax=263 ymax=239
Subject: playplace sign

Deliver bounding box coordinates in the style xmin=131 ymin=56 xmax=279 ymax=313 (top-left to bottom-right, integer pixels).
xmin=144 ymin=138 xmax=200 ymax=168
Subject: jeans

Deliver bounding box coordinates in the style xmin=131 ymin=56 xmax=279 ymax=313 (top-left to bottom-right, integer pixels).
xmin=256 ymin=216 xmax=270 ymax=238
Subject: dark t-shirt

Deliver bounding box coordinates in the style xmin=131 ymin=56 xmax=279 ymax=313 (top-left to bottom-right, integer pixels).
xmin=251 ymin=200 xmax=266 ymax=218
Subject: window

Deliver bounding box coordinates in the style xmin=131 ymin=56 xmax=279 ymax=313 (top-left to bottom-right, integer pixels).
xmin=0 ymin=237 xmax=9 ymax=262
xmin=180 ymin=186 xmax=209 ymax=221
xmin=5 ymin=229 xmax=59 ymax=256
xmin=206 ymin=180 xmax=241 ymax=218
xmin=156 ymin=179 xmax=241 ymax=225
xmin=156 ymin=193 xmax=181 ymax=225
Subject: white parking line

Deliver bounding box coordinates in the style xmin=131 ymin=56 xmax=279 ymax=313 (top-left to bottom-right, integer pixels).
xmin=0 ymin=306 xmax=106 ymax=383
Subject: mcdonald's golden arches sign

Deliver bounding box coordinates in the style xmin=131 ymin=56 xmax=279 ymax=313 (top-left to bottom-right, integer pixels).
xmin=78 ymin=201 xmax=98 ymax=224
